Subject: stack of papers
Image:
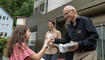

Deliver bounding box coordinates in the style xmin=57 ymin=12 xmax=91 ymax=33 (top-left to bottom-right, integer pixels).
xmin=40 ymin=58 xmax=45 ymax=60
xmin=58 ymin=42 xmax=76 ymax=53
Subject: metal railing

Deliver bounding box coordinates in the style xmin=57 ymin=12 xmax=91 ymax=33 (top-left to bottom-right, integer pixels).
xmin=95 ymin=24 xmax=105 ymax=60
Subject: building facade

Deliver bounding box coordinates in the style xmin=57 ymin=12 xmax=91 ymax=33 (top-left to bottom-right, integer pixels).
xmin=0 ymin=7 xmax=13 ymax=37
xmin=26 ymin=0 xmax=105 ymax=59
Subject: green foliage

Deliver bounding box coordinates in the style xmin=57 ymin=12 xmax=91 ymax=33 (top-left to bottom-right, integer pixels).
xmin=14 ymin=0 xmax=34 ymax=17
xmin=0 ymin=0 xmax=34 ymax=26
xmin=3 ymin=48 xmax=7 ymax=57
xmin=0 ymin=37 xmax=9 ymax=51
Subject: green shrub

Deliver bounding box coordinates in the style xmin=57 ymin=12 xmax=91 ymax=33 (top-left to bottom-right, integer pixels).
xmin=0 ymin=37 xmax=9 ymax=55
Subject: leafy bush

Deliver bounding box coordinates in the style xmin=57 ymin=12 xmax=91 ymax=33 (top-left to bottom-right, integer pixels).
xmin=0 ymin=37 xmax=9 ymax=52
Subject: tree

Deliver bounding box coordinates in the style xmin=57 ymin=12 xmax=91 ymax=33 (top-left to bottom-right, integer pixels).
xmin=0 ymin=0 xmax=34 ymax=26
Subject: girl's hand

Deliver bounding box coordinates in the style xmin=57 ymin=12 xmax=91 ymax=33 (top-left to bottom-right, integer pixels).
xmin=44 ymin=38 xmax=50 ymax=47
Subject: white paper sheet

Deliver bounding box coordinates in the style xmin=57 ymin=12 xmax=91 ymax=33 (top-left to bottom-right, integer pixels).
xmin=58 ymin=42 xmax=76 ymax=53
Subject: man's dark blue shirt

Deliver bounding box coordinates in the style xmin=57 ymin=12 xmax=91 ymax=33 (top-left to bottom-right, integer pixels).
xmin=54 ymin=16 xmax=99 ymax=52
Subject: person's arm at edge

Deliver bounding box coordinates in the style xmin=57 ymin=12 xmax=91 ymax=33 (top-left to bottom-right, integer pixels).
xmin=53 ymin=31 xmax=62 ymax=46
xmin=29 ymin=39 xmax=48 ymax=60
xmin=54 ymin=32 xmax=70 ymax=44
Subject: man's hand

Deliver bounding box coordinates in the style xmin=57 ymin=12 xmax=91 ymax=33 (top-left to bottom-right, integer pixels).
xmin=49 ymin=38 xmax=55 ymax=45
xmin=48 ymin=42 xmax=54 ymax=46
xmin=68 ymin=42 xmax=78 ymax=51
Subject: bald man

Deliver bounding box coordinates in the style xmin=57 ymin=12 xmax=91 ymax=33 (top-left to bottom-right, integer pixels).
xmin=52 ymin=5 xmax=99 ymax=60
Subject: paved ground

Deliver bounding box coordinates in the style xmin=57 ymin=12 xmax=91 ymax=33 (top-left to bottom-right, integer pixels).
xmin=2 ymin=56 xmax=8 ymax=60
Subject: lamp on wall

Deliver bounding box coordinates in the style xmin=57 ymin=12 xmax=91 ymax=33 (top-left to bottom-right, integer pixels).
xmin=30 ymin=25 xmax=38 ymax=32
xmin=16 ymin=16 xmax=26 ymax=25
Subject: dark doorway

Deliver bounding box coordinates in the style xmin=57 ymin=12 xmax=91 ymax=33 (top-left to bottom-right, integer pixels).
xmin=56 ymin=16 xmax=66 ymax=59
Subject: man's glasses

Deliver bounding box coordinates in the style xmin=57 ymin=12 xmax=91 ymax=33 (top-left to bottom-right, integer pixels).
xmin=64 ymin=10 xmax=72 ymax=16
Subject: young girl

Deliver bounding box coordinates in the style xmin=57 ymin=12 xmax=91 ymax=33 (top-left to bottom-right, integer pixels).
xmin=6 ymin=25 xmax=49 ymax=60
xmin=44 ymin=20 xmax=62 ymax=60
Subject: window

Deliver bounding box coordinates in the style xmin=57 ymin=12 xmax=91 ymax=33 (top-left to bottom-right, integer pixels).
xmin=2 ymin=24 xmax=5 ymax=28
xmin=39 ymin=0 xmax=48 ymax=14
xmin=5 ymin=24 xmax=9 ymax=28
xmin=28 ymin=32 xmax=36 ymax=50
xmin=0 ymin=15 xmax=2 ymax=19
xmin=7 ymin=17 xmax=8 ymax=20
xmin=28 ymin=25 xmax=37 ymax=49
xmin=34 ymin=0 xmax=48 ymax=14
xmin=0 ymin=32 xmax=3 ymax=36
xmin=4 ymin=32 xmax=7 ymax=37
xmin=35 ymin=7 xmax=39 ymax=12
xmin=39 ymin=3 xmax=45 ymax=12
xmin=3 ymin=16 xmax=6 ymax=20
